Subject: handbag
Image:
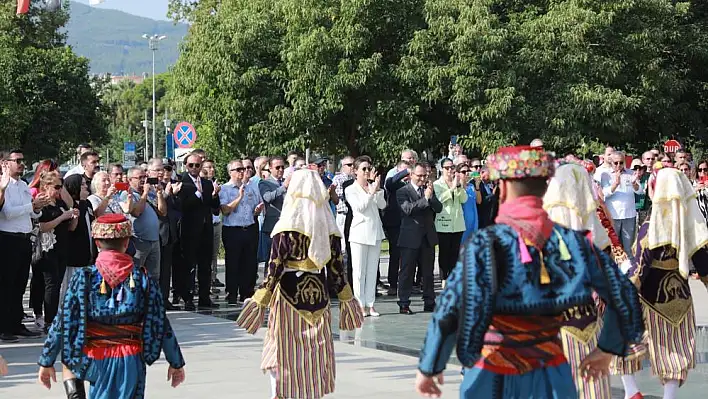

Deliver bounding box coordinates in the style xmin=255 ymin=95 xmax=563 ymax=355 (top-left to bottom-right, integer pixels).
xmin=30 ymin=219 xmax=43 ymax=265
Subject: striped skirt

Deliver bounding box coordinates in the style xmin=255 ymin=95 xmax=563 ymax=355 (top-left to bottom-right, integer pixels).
xmin=560 ymin=323 xmax=611 ymax=399
xmin=261 ymin=288 xmax=336 ymax=399
xmin=611 ymin=302 xmax=696 ymax=385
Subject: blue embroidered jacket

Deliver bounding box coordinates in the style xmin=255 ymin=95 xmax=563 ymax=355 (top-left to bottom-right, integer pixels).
xmin=418 ymin=224 xmax=644 ymax=375
xmin=38 ymin=265 xmax=185 ymax=377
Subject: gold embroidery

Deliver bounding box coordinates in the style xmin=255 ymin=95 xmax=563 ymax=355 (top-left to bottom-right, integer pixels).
xmin=561 ymin=322 xmax=599 ymax=344
xmin=338 ymin=285 xmax=353 ymax=301
xmin=286 ymin=258 xmax=322 ymax=272
xmin=651 ymin=258 xmax=679 ymax=271
xmin=278 ymin=276 xmax=329 ymax=326
xmin=646 ymin=298 xmax=692 ymax=326
xmin=252 ymin=288 xmax=272 ymax=307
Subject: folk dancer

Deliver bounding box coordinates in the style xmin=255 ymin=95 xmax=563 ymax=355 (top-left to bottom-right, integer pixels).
xmin=543 ymin=161 xmax=617 ymax=399
xmin=613 ymin=168 xmax=708 ymax=399
xmin=414 ymin=146 xmax=645 ymax=398
xmin=37 ymin=214 xmax=185 ymax=399
xmin=237 ymin=169 xmax=364 ymax=399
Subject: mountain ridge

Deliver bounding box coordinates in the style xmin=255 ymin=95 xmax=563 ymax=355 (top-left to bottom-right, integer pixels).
xmin=66 ymin=1 xmax=187 ymax=74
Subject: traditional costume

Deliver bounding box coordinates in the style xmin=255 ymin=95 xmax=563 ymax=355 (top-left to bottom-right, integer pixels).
xmin=543 ymin=162 xmax=612 ymax=399
xmin=38 ymin=214 xmax=185 ymax=399
xmin=417 ymin=146 xmax=644 ymax=399
xmin=614 ymin=168 xmax=708 ymax=399
xmin=236 ymin=169 xmax=364 ymax=399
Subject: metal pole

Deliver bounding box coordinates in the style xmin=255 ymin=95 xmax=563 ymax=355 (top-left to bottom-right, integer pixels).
xmin=151 ymin=43 xmax=157 ymax=159
xmin=144 ymin=110 xmax=149 ymax=161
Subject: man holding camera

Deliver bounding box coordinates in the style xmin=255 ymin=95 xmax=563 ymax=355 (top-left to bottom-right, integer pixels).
xmin=126 ymin=165 xmax=167 ymax=280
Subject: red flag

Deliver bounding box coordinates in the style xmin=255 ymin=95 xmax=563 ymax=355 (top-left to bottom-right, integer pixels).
xmin=17 ymin=0 xmax=30 ymax=14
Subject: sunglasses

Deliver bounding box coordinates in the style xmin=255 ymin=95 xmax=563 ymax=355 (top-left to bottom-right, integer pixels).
xmin=632 ymin=166 xmax=646 ymax=171
xmin=230 ymin=167 xmax=245 ymax=173
xmin=459 ymin=169 xmax=469 ymax=174
xmin=699 ymin=168 xmax=708 ymax=172
xmin=245 ymin=166 xmax=254 ymax=170
xmin=273 ymin=165 xmax=284 ymax=171
xmin=187 ymin=163 xmax=202 ymax=168
xmin=471 ymin=165 xmax=481 ymax=169
xmin=612 ymin=161 xmax=624 ymax=166
xmin=344 ymin=163 xmax=353 ymax=167
xmin=361 ymin=167 xmax=372 ymax=172
xmin=442 ymin=165 xmax=454 ymax=170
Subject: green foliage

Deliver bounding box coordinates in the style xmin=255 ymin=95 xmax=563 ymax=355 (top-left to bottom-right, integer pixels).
xmin=97 ymin=73 xmax=174 ymax=163
xmin=168 ymin=0 xmax=708 ymax=162
xmin=0 ymin=0 xmax=107 ymax=163
xmin=66 ymin=1 xmax=188 ymax=74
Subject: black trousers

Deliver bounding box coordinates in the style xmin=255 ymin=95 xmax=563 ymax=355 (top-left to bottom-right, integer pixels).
xmin=179 ymin=224 xmax=213 ymax=303
xmin=383 ymin=225 xmax=401 ymax=290
xmin=38 ymin=256 xmax=66 ymax=326
xmin=223 ymin=224 xmax=258 ymax=301
xmin=160 ymin=241 xmax=176 ymax=302
xmin=0 ymin=233 xmax=32 ymax=334
xmin=397 ymin=243 xmax=435 ymax=308
xmin=438 ymin=232 xmax=463 ymax=281
xmin=30 ymin=262 xmax=45 ymax=315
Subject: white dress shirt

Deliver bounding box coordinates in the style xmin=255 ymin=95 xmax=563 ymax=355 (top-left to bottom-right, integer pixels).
xmin=0 ymin=177 xmax=39 ymax=234
xmin=600 ymin=168 xmax=641 ymax=220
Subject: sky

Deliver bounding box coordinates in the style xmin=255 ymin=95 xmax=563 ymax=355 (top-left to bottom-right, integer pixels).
xmin=74 ymin=0 xmax=170 ymax=21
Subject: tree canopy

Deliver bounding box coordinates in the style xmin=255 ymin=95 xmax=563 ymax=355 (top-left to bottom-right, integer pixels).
xmin=0 ymin=1 xmax=107 ymax=162
xmin=169 ymin=0 xmax=708 ymax=162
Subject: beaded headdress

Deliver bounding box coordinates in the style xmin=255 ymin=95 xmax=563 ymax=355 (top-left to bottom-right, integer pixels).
xmin=486 ymin=145 xmax=555 ymax=181
xmin=92 ymin=214 xmax=133 ymax=240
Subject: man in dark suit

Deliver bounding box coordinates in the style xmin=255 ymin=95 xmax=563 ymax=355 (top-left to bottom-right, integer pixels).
xmin=258 ymin=156 xmax=289 ymax=254
xmin=176 ymin=153 xmax=221 ymax=310
xmin=382 ymin=160 xmax=410 ymax=296
xmin=396 ymin=162 xmax=442 ymax=314
xmin=477 ymin=166 xmax=499 ymax=228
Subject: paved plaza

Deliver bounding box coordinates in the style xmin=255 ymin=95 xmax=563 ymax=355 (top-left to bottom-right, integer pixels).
xmin=1 ymin=257 xmax=707 ymax=398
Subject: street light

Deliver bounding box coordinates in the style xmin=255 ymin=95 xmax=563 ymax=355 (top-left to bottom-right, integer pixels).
xmin=142 ymin=33 xmax=167 ymax=159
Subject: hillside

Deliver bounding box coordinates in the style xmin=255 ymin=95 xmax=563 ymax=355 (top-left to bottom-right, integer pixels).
xmin=65 ymin=1 xmax=188 ymax=74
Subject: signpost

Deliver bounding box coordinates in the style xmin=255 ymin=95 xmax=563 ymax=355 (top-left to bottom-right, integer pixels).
xmin=663 ymin=139 xmax=682 ymax=154
xmin=123 ymin=142 xmax=137 ymax=168
xmin=165 ymin=132 xmax=174 ymax=160
xmin=173 ymin=122 xmax=197 ymax=149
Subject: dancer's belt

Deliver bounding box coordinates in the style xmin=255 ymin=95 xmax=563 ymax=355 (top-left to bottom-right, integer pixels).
xmin=475 ymin=315 xmax=566 ymax=375
xmin=83 ymin=323 xmax=143 ymax=360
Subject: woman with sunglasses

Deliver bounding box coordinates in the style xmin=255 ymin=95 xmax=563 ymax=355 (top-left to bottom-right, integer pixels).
xmin=345 ymin=156 xmax=386 ymax=317
xmin=33 ymin=171 xmax=78 ymax=333
xmin=29 ymin=159 xmax=73 ymax=207
xmin=433 ymin=158 xmax=467 ymax=285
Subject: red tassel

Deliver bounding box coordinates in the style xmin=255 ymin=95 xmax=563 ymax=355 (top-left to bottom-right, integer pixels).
xmin=17 ymin=0 xmax=30 ymax=15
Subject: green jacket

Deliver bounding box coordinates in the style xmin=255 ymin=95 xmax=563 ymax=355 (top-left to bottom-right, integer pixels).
xmin=433 ymin=178 xmax=468 ymax=233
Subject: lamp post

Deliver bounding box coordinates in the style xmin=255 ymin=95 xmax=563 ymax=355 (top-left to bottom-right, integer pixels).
xmin=142 ymin=33 xmax=167 ymax=159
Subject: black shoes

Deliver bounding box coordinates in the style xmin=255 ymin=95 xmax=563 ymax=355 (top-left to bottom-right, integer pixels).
xmin=423 ymin=304 xmax=435 ymax=313
xmin=14 ymin=326 xmax=41 ymax=337
xmin=212 ymin=279 xmax=225 ymax=288
xmin=183 ymin=301 xmax=196 ymax=311
xmin=164 ymin=302 xmax=177 ymax=311
xmin=399 ymin=307 xmax=415 ymax=315
xmin=63 ymin=378 xmax=87 ymax=399
xmin=386 ymin=288 xmax=397 ymax=296
xmin=198 ymin=300 xmax=220 ymax=309
xmin=0 ymin=333 xmax=19 ymax=343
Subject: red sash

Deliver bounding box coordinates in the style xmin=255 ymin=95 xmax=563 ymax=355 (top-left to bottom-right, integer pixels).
xmin=83 ymin=323 xmax=143 ymax=360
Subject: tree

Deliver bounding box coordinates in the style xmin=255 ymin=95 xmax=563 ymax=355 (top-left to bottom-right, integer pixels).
xmin=400 ymin=0 xmax=708 ymax=156
xmin=0 ymin=1 xmax=108 ymax=162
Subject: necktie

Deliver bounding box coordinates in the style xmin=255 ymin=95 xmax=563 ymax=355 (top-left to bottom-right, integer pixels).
xmin=196 ymin=178 xmax=202 ymax=192
xmin=417 ymin=186 xmax=425 ymax=198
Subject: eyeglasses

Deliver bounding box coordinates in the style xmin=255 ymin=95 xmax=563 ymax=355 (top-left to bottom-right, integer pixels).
xmin=471 ymin=165 xmax=481 ymax=169
xmin=245 ymin=166 xmax=254 ymax=170
xmin=230 ymin=167 xmax=245 ymax=173
xmin=612 ymin=161 xmax=624 ymax=166
xmin=187 ymin=163 xmax=201 ymax=169
xmin=361 ymin=167 xmax=372 ymax=172
xmin=632 ymin=166 xmax=646 ymax=171
xmin=699 ymin=168 xmax=708 ymax=172
xmin=273 ymin=165 xmax=284 ymax=171
xmin=7 ymin=158 xmax=24 ymax=165
xmin=344 ymin=163 xmax=353 ymax=167
xmin=459 ymin=169 xmax=469 ymax=174
xmin=442 ymin=165 xmax=454 ymax=170
xmin=680 ymin=168 xmax=690 ymax=172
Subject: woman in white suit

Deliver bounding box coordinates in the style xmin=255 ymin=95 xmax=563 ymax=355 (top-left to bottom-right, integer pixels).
xmin=345 ymin=156 xmax=386 ymax=317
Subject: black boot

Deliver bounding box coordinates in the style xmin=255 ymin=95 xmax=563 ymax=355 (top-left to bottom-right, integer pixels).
xmin=64 ymin=378 xmax=86 ymax=399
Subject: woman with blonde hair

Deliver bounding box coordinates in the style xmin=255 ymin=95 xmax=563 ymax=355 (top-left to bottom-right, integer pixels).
xmin=87 ymin=171 xmax=119 ymax=217
xmin=237 ymin=169 xmax=363 ymax=399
